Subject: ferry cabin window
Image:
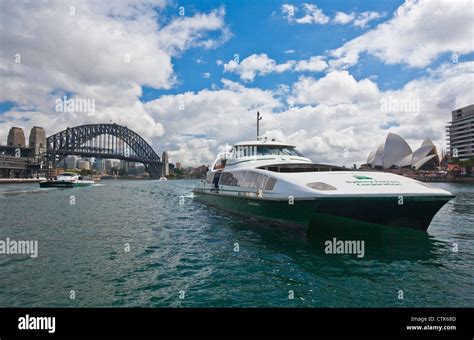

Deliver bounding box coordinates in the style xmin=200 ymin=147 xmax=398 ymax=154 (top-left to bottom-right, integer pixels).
xmin=243 ymin=171 xmax=253 ymax=187
xmin=234 ymin=172 xmax=245 ymax=186
xmin=218 ymin=171 xmax=277 ymax=191
xmin=256 ymin=146 xmax=304 ymax=157
xmin=264 ymin=177 xmax=277 ymax=191
xmin=255 ymin=173 xmax=265 ymax=189
xmin=248 ymin=172 xmax=258 ymax=188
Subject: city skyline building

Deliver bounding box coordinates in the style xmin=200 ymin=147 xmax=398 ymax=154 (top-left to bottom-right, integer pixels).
xmin=64 ymin=155 xmax=80 ymax=169
xmin=446 ymin=104 xmax=474 ymax=161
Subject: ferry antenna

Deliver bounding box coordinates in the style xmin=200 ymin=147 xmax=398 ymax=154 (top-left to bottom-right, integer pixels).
xmin=257 ymin=111 xmax=262 ymax=140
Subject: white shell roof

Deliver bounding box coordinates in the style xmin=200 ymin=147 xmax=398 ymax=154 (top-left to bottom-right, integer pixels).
xmin=383 ymin=132 xmax=412 ymax=169
xmin=366 ymin=133 xmax=439 ymax=170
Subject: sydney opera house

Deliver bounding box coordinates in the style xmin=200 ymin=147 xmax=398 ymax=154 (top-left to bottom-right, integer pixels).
xmin=365 ymin=133 xmax=440 ymax=171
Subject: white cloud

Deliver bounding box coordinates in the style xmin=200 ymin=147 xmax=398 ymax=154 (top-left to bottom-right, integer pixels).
xmin=295 ymin=3 xmax=330 ymax=24
xmin=282 ymin=3 xmax=329 ymax=24
xmin=202 ymin=72 xmax=211 ymax=78
xmin=353 ymin=11 xmax=386 ymax=28
xmin=329 ymin=0 xmax=474 ymax=69
xmin=143 ymin=78 xmax=282 ymax=165
xmin=333 ymin=11 xmax=384 ymax=27
xmin=156 ymin=7 xmax=231 ymax=55
xmin=294 ymin=56 xmax=328 ymax=72
xmin=290 ymin=70 xmax=380 ymax=105
xmin=333 ymin=11 xmax=356 ymax=24
xmin=223 ymin=54 xmax=327 ymax=81
xmin=281 ymin=4 xmax=298 ymax=21
xmin=281 ymin=61 xmax=474 ymax=165
xmin=223 ymin=54 xmax=295 ymax=82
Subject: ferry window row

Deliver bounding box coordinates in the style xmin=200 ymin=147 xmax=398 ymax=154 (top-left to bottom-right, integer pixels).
xmin=256 ymin=146 xmax=304 ymax=157
xmin=232 ymin=146 xmax=304 ymax=157
xmin=219 ymin=171 xmax=277 ymax=191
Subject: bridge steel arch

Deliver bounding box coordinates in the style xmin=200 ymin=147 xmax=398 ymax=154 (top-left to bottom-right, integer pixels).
xmin=47 ymin=124 xmax=162 ymax=179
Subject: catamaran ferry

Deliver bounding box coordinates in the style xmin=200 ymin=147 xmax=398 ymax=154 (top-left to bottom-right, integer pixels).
xmin=39 ymin=172 xmax=95 ymax=188
xmin=193 ymin=118 xmax=454 ymax=231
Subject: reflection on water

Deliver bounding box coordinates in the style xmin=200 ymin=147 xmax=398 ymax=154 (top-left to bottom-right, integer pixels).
xmin=0 ymin=180 xmax=472 ymax=307
xmin=224 ymin=212 xmax=446 ymax=267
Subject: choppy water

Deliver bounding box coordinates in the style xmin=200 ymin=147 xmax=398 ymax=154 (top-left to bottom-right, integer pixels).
xmin=0 ymin=180 xmax=472 ymax=307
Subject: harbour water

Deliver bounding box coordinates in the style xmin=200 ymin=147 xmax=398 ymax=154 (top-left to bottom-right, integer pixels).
xmin=0 ymin=180 xmax=472 ymax=307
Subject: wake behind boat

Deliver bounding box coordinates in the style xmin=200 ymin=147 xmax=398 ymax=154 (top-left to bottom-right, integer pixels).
xmin=39 ymin=172 xmax=95 ymax=188
xmin=193 ymin=114 xmax=454 ymax=232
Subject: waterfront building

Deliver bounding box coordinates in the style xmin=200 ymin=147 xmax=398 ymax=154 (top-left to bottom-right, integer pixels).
xmin=105 ymin=159 xmax=120 ymax=174
xmin=446 ymin=104 xmax=474 ymax=161
xmin=120 ymin=159 xmax=128 ymax=173
xmin=7 ymin=127 xmax=26 ymax=147
xmin=104 ymin=159 xmax=113 ymax=172
xmin=77 ymin=160 xmax=91 ymax=170
xmin=28 ymin=126 xmax=47 ymax=156
xmin=94 ymin=159 xmax=105 ymax=171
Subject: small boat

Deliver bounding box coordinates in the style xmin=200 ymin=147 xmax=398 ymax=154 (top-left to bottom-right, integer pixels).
xmin=39 ymin=172 xmax=95 ymax=188
xmin=158 ymin=176 xmax=168 ymax=181
xmin=193 ymin=113 xmax=454 ymax=232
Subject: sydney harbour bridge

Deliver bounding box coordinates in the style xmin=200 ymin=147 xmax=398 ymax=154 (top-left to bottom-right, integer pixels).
xmin=1 ymin=123 xmax=163 ymax=179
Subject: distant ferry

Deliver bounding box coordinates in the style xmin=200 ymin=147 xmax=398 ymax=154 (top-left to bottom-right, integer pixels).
xmin=193 ymin=138 xmax=454 ymax=231
xmin=40 ymin=172 xmax=95 ymax=188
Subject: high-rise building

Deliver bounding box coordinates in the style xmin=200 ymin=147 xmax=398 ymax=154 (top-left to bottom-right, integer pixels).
xmin=64 ymin=155 xmax=79 ymax=169
xmin=120 ymin=160 xmax=128 ymax=173
xmin=77 ymin=160 xmax=91 ymax=170
xmin=95 ymin=159 xmax=106 ymax=171
xmin=446 ymin=104 xmax=474 ymax=161
xmin=162 ymin=151 xmax=169 ymax=176
xmin=105 ymin=159 xmax=120 ymax=173
xmin=7 ymin=127 xmax=26 ymax=147
xmin=176 ymin=162 xmax=181 ymax=170
xmin=28 ymin=126 xmax=47 ymax=156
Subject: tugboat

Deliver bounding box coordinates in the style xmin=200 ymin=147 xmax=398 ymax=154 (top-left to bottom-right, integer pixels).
xmin=40 ymin=172 xmax=95 ymax=188
xmin=193 ymin=113 xmax=454 ymax=231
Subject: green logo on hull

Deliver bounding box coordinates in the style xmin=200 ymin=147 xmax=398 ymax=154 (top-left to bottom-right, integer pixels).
xmin=353 ymin=175 xmax=373 ymax=180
